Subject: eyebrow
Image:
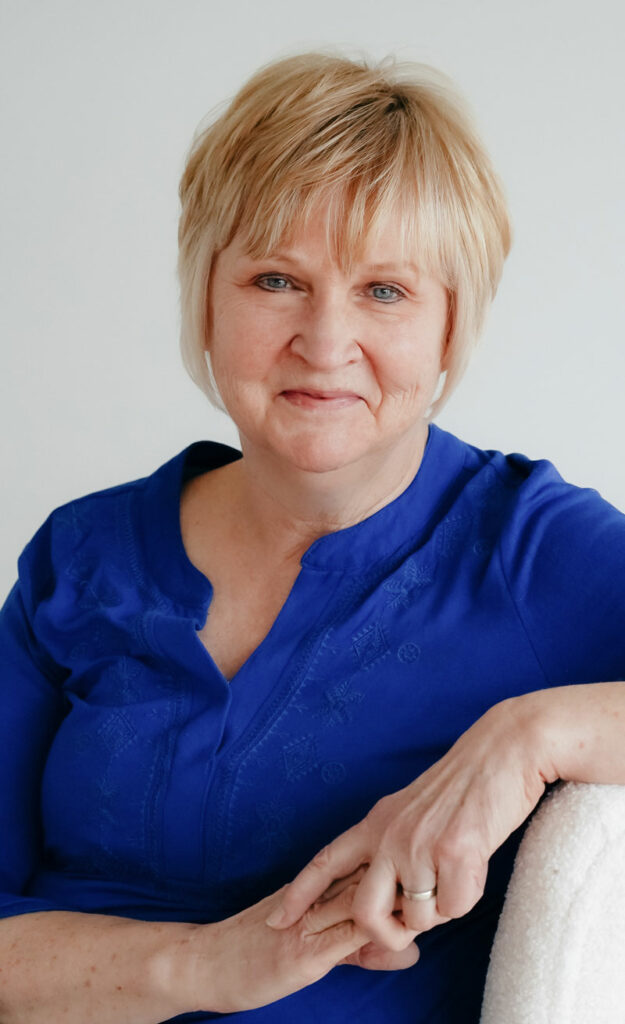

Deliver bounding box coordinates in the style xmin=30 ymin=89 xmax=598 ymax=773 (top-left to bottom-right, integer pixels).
xmin=252 ymin=252 xmax=421 ymax=276
xmin=364 ymin=262 xmax=420 ymax=274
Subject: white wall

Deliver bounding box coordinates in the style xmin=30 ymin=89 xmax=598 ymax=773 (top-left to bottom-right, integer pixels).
xmin=2 ymin=0 xmax=624 ymax=593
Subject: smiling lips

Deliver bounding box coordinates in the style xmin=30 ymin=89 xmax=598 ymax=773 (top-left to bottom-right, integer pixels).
xmin=280 ymin=389 xmax=362 ymax=409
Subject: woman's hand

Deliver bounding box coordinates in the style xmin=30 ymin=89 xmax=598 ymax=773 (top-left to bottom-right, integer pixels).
xmin=187 ymin=875 xmax=419 ymax=1014
xmin=265 ymin=696 xmax=552 ymax=950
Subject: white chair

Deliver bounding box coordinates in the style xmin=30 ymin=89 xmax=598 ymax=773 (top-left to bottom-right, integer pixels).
xmin=480 ymin=781 xmax=625 ymax=1024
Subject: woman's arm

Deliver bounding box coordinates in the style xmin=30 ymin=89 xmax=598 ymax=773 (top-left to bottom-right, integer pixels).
xmin=0 ymin=910 xmax=199 ymax=1024
xmin=265 ymin=682 xmax=625 ymax=945
xmin=0 ymin=879 xmax=417 ymax=1023
xmin=519 ymin=681 xmax=625 ymax=784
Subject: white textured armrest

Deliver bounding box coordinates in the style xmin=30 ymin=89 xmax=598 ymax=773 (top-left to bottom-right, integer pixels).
xmin=480 ymin=781 xmax=625 ymax=1024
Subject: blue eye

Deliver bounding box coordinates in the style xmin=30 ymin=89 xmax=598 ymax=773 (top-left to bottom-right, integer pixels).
xmin=370 ymin=284 xmax=402 ymax=303
xmin=257 ymin=275 xmax=291 ymax=290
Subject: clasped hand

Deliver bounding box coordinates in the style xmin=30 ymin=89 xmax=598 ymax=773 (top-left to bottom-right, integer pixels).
xmin=266 ymin=696 xmax=549 ymax=958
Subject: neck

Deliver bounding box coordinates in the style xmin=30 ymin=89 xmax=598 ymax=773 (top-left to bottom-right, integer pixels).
xmin=224 ymin=423 xmax=430 ymax=565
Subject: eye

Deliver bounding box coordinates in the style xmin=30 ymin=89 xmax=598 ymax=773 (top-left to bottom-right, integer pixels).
xmin=255 ymin=274 xmax=292 ymax=291
xmin=369 ymin=283 xmax=404 ymax=303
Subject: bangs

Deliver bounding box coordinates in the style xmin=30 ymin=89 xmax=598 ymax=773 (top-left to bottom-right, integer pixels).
xmin=220 ymin=96 xmax=457 ymax=287
xmin=235 ymin=181 xmax=452 ymax=288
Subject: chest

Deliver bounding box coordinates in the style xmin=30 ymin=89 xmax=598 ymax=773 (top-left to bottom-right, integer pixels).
xmin=195 ymin=574 xmax=299 ymax=681
xmin=179 ymin=471 xmax=304 ymax=681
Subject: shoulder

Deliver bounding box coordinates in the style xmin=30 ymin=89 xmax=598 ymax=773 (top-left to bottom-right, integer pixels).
xmin=16 ymin=447 xmax=184 ymax=605
xmin=19 ymin=469 xmax=151 ymax=584
xmin=435 ymin=427 xmax=625 ymax=679
xmin=16 ymin=439 xmax=242 ymax=616
xmin=435 ymin=426 xmax=624 ymax=543
xmin=428 ymin=425 xmax=625 ymax=593
xmin=481 ymin=444 xmax=625 ymax=571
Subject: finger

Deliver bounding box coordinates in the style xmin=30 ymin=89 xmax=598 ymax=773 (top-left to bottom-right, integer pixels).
xmin=340 ymin=939 xmax=420 ymax=971
xmin=320 ymin=868 xmax=403 ymax=912
xmin=302 ymin=877 xmax=400 ymax=936
xmin=317 ymin=865 xmax=368 ymax=902
xmin=312 ymin=918 xmax=372 ymax=977
xmin=302 ymin=882 xmax=361 ymax=935
xmin=351 ymin=856 xmax=418 ymax=952
xmin=399 ymin=887 xmax=440 ymax=932
xmin=435 ymin=852 xmax=488 ymax=920
xmin=265 ymin=826 xmax=370 ymax=929
xmin=396 ymin=857 xmax=440 ymax=932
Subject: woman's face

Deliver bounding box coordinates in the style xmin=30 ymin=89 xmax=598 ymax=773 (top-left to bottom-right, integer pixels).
xmin=207 ymin=207 xmax=450 ymax=476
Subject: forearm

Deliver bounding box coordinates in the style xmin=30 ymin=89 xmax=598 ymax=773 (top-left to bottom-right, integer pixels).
xmin=508 ymin=681 xmax=625 ymax=786
xmin=0 ymin=909 xmax=209 ymax=1024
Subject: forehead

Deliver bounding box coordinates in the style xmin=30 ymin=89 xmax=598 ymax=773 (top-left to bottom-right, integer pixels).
xmin=225 ymin=203 xmax=425 ymax=275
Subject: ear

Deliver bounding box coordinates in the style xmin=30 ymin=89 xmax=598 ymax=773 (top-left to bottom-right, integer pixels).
xmin=204 ymin=285 xmax=213 ymax=353
xmin=441 ymin=293 xmax=455 ymax=372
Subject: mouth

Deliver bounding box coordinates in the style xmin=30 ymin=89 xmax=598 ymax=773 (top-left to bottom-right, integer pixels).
xmin=280 ymin=389 xmax=363 ymax=409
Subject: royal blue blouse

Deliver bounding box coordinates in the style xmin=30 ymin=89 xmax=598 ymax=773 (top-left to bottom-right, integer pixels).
xmin=2 ymin=423 xmax=625 ymax=1022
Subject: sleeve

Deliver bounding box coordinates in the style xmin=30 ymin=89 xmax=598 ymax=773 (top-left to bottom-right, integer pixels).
xmin=499 ymin=461 xmax=625 ymax=687
xmin=0 ymin=516 xmax=71 ymax=919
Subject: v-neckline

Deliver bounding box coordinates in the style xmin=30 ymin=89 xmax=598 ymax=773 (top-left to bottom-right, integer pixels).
xmin=179 ymin=466 xmax=310 ymax=685
xmin=189 ymin=563 xmax=309 ymax=686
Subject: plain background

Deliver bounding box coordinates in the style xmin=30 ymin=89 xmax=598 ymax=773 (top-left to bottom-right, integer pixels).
xmin=1 ymin=0 xmax=623 ymax=594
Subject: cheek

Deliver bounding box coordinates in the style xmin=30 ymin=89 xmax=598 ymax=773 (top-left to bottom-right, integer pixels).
xmin=374 ymin=340 xmax=443 ymax=395
xmin=210 ymin=317 xmax=275 ymax=385
xmin=210 ymin=334 xmax=279 ymax=415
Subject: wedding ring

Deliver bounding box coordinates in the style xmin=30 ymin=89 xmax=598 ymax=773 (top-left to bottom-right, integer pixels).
xmin=402 ymin=885 xmax=437 ymax=902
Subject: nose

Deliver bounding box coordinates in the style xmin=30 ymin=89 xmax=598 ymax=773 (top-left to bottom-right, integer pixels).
xmin=289 ymin=292 xmax=361 ymax=370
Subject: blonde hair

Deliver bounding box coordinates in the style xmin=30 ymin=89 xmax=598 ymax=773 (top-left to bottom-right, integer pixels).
xmin=178 ymin=50 xmax=511 ymax=417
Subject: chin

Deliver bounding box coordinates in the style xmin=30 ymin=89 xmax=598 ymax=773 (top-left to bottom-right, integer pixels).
xmin=275 ymin=437 xmax=367 ymax=475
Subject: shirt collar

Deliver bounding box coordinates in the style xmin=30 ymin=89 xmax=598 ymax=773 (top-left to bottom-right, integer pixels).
xmin=301 ymin=424 xmax=469 ymax=570
xmin=138 ymin=424 xmax=468 ymax=610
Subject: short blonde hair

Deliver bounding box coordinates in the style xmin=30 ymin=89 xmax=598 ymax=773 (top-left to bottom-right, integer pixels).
xmin=178 ymin=50 xmax=511 ymax=417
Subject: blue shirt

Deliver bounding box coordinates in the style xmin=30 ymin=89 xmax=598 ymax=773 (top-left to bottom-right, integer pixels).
xmin=2 ymin=423 xmax=625 ymax=1022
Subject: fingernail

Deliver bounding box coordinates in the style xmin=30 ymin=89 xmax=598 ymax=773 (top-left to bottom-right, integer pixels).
xmin=265 ymin=907 xmax=287 ymax=928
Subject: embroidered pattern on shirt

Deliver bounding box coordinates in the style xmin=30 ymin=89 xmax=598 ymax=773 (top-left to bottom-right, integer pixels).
xmin=436 ymin=514 xmax=473 ymax=560
xmin=94 ymin=710 xmax=139 ymax=875
xmin=472 ymin=538 xmax=492 ymax=556
xmin=382 ymin=557 xmax=434 ymax=608
xmin=313 ymin=679 xmax=365 ymax=727
xmin=103 ymin=656 xmax=144 ymax=703
xmin=97 ymin=709 xmax=136 ymax=752
xmin=66 ymin=555 xmax=122 ymax=610
xmin=282 ymin=735 xmax=319 ymax=781
xmin=397 ymin=642 xmax=421 ymax=664
xmin=352 ymin=621 xmax=390 ymax=670
xmin=321 ymin=761 xmax=347 ymax=785
xmin=253 ymin=798 xmax=293 ymax=853
xmin=55 ymin=502 xmax=94 ymax=541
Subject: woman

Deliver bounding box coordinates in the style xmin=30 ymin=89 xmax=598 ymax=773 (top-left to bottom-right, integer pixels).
xmin=1 ymin=50 xmax=624 ymax=1024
